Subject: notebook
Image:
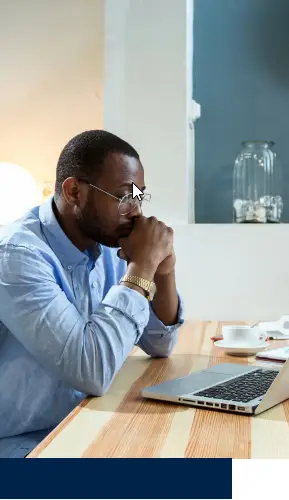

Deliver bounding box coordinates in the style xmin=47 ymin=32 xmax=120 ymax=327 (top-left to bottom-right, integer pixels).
xmin=256 ymin=346 xmax=289 ymax=362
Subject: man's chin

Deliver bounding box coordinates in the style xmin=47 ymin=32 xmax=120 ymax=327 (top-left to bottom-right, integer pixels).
xmin=98 ymin=236 xmax=120 ymax=248
xmin=93 ymin=229 xmax=131 ymax=248
xmin=119 ymin=226 xmax=133 ymax=238
xmin=98 ymin=239 xmax=119 ymax=248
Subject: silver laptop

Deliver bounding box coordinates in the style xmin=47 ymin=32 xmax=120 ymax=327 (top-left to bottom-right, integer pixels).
xmin=141 ymin=360 xmax=289 ymax=415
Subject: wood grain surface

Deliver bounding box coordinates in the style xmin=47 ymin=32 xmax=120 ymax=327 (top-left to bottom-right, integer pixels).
xmin=27 ymin=321 xmax=289 ymax=458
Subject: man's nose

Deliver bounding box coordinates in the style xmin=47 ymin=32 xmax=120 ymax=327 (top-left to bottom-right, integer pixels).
xmin=129 ymin=201 xmax=142 ymax=217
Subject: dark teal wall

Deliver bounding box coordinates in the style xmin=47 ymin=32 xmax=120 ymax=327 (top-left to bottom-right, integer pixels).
xmin=194 ymin=0 xmax=289 ymax=222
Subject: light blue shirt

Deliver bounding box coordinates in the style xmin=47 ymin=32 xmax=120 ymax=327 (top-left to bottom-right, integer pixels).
xmin=0 ymin=198 xmax=184 ymax=457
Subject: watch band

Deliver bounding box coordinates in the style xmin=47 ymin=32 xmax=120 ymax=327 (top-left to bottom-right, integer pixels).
xmin=120 ymin=274 xmax=156 ymax=301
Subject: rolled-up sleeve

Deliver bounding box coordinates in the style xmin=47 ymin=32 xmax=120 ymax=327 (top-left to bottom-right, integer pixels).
xmin=137 ymin=293 xmax=184 ymax=357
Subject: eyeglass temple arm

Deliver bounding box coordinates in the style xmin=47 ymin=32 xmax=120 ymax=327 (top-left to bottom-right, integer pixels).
xmin=83 ymin=179 xmax=150 ymax=203
xmin=88 ymin=183 xmax=120 ymax=201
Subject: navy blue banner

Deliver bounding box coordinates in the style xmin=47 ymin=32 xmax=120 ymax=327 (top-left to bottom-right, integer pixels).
xmin=0 ymin=458 xmax=232 ymax=499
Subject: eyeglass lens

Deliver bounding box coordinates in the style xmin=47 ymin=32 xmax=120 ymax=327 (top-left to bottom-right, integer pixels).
xmin=118 ymin=193 xmax=150 ymax=215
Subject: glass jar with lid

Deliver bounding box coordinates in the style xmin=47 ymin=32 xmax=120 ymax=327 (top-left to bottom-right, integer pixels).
xmin=233 ymin=140 xmax=283 ymax=223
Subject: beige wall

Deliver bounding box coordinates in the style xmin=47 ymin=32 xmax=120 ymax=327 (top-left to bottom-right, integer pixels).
xmin=0 ymin=0 xmax=104 ymax=189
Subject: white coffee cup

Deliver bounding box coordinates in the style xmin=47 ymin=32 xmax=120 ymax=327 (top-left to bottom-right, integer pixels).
xmin=222 ymin=325 xmax=267 ymax=346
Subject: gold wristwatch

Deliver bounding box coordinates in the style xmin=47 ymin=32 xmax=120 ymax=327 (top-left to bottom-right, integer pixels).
xmin=120 ymin=274 xmax=156 ymax=301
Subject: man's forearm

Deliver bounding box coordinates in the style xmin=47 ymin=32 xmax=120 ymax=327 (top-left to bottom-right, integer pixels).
xmin=152 ymin=270 xmax=179 ymax=326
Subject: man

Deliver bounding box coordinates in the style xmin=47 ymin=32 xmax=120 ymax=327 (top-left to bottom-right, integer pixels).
xmin=0 ymin=130 xmax=184 ymax=458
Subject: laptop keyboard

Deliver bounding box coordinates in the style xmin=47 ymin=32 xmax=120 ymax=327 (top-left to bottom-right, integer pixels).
xmin=194 ymin=369 xmax=278 ymax=403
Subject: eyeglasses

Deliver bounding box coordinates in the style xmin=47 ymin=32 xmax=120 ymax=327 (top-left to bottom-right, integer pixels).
xmin=77 ymin=178 xmax=151 ymax=216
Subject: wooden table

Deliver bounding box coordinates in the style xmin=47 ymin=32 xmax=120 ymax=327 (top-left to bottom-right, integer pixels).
xmin=28 ymin=321 xmax=289 ymax=458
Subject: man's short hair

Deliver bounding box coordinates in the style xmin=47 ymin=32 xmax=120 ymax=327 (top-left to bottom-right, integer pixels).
xmin=55 ymin=130 xmax=139 ymax=198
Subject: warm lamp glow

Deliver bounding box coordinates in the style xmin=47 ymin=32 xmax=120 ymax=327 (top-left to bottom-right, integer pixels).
xmin=0 ymin=163 xmax=39 ymax=225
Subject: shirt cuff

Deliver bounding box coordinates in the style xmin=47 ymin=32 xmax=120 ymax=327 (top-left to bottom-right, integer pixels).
xmin=147 ymin=292 xmax=184 ymax=336
xmin=102 ymin=285 xmax=150 ymax=341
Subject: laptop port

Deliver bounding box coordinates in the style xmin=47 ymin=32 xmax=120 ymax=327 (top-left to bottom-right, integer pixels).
xmin=206 ymin=402 xmax=213 ymax=406
xmin=237 ymin=406 xmax=245 ymax=411
xmin=198 ymin=401 xmax=204 ymax=405
xmin=214 ymin=403 xmax=219 ymax=407
xmin=221 ymin=404 xmax=227 ymax=409
xmin=229 ymin=405 xmax=235 ymax=410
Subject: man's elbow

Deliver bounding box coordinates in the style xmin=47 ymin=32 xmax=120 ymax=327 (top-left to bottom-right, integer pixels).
xmin=84 ymin=378 xmax=112 ymax=398
xmin=150 ymin=347 xmax=174 ymax=359
xmin=91 ymin=386 xmax=106 ymax=397
xmin=150 ymin=338 xmax=177 ymax=358
xmin=71 ymin=368 xmax=115 ymax=398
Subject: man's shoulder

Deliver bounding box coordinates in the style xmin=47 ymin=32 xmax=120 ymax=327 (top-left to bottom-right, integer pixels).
xmin=0 ymin=208 xmax=49 ymax=259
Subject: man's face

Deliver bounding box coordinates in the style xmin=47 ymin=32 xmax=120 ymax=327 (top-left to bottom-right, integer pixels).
xmin=76 ymin=152 xmax=145 ymax=247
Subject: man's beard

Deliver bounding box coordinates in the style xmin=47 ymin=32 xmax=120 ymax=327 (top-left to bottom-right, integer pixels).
xmin=75 ymin=204 xmax=119 ymax=248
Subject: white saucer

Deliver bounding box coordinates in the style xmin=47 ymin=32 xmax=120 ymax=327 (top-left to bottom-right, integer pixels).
xmin=214 ymin=340 xmax=268 ymax=357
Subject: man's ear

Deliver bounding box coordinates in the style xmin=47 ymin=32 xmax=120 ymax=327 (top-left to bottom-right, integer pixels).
xmin=62 ymin=177 xmax=83 ymax=206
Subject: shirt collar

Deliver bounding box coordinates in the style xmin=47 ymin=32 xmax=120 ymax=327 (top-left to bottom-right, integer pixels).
xmin=39 ymin=196 xmax=102 ymax=271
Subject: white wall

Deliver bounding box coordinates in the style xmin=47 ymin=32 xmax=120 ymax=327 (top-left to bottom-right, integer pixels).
xmin=103 ymin=0 xmax=289 ymax=322
xmin=173 ymin=224 xmax=289 ymax=321
xmin=0 ymin=0 xmax=104 ymax=188
xmin=103 ymin=0 xmax=194 ymax=224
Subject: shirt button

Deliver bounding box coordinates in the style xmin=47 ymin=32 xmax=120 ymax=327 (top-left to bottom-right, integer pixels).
xmin=68 ymin=265 xmax=73 ymax=271
xmin=92 ymin=282 xmax=98 ymax=288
